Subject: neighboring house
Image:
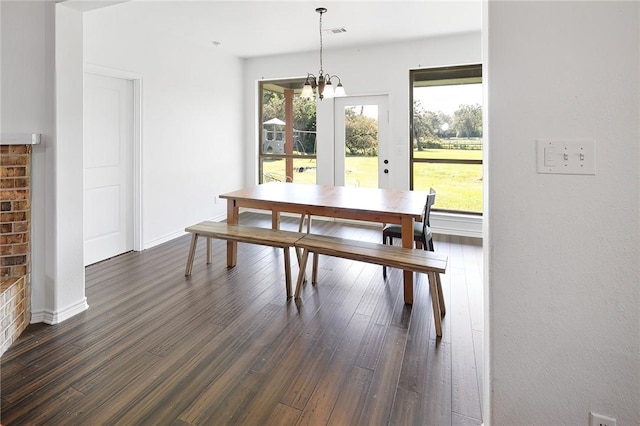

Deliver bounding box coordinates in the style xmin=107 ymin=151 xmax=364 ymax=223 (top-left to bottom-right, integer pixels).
xmin=262 ymin=128 xmax=307 ymax=155
xmin=262 ymin=132 xmax=285 ymax=154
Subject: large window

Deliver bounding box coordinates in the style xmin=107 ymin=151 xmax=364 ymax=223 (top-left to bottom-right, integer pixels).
xmin=259 ymin=79 xmax=317 ymax=184
xmin=410 ymin=65 xmax=483 ymax=214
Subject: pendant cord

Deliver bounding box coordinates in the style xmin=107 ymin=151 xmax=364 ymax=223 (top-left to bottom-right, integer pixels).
xmin=319 ymin=10 xmax=324 ymax=75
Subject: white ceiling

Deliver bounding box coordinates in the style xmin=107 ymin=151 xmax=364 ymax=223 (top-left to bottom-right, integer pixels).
xmin=66 ymin=0 xmax=482 ymax=58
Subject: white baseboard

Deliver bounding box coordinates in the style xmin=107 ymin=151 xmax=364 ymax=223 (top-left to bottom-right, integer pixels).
xmin=144 ymin=213 xmax=228 ymax=250
xmin=31 ymin=297 xmax=89 ymax=325
xmin=144 ymin=230 xmax=186 ymax=250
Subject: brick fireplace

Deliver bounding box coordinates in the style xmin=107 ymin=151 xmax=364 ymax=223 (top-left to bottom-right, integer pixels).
xmin=1 ymin=143 xmax=32 ymax=356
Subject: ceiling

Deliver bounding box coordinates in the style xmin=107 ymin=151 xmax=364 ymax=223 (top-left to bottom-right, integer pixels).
xmin=65 ymin=0 xmax=482 ymax=59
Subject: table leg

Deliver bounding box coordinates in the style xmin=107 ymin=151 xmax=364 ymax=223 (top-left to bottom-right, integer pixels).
xmin=401 ymin=216 xmax=414 ymax=304
xmin=226 ymin=199 xmax=238 ymax=267
xmin=271 ymin=210 xmax=281 ymax=230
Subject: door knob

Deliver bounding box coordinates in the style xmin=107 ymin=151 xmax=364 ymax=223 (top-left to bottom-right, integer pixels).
xmin=383 ymin=159 xmax=389 ymax=164
xmin=384 ymin=169 xmax=389 ymax=174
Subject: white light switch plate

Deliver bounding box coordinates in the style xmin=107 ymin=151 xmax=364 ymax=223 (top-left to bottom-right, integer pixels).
xmin=589 ymin=412 xmax=616 ymax=426
xmin=536 ymin=139 xmax=596 ymax=175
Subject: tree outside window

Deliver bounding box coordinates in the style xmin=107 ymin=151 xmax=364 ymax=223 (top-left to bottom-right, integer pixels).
xmin=411 ymin=65 xmax=483 ymax=214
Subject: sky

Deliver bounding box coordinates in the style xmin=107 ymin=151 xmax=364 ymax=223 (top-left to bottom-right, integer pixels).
xmin=414 ymin=83 xmax=482 ymax=115
xmin=345 ymin=83 xmax=482 ymax=119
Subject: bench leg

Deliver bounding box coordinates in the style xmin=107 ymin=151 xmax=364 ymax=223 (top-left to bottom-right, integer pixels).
xmin=295 ymin=248 xmax=310 ymax=299
xmin=428 ymin=271 xmax=443 ymax=337
xmin=284 ymin=247 xmax=292 ymax=298
xmin=185 ymin=233 xmax=199 ymax=276
xmin=436 ymin=272 xmax=446 ymax=317
xmin=206 ymin=237 xmax=212 ymax=264
xmin=295 ymin=247 xmax=308 ymax=284
xmin=296 ymin=213 xmax=312 ymax=283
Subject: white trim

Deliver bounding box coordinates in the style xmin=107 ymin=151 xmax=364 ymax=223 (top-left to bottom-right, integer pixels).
xmin=238 ymin=208 xmax=483 ymax=238
xmin=32 ymin=298 xmax=89 ymax=325
xmin=144 ymin=213 xmax=227 ymax=249
xmin=144 ymin=230 xmax=187 ymax=250
xmin=132 ymin=79 xmax=143 ymax=251
xmin=30 ymin=310 xmax=45 ymax=324
xmin=83 ymin=63 xmax=144 ymax=252
xmin=0 ymin=133 xmax=41 ymax=145
xmin=431 ymin=212 xmax=483 ymax=238
xmin=84 ymin=63 xmax=142 ymax=81
xmin=333 ymin=95 xmax=390 ymax=188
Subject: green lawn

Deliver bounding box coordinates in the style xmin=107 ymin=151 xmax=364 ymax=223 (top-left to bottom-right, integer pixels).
xmin=262 ymin=147 xmax=483 ymax=213
xmin=414 ymin=145 xmax=482 ymax=160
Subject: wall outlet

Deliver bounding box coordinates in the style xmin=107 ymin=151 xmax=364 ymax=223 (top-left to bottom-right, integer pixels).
xmin=589 ymin=412 xmax=616 ymax=426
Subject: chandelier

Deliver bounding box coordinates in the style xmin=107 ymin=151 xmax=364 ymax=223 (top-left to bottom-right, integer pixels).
xmin=300 ymin=7 xmax=346 ymax=101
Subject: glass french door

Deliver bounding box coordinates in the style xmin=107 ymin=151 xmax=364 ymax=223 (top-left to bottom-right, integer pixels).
xmin=334 ymin=95 xmax=389 ymax=189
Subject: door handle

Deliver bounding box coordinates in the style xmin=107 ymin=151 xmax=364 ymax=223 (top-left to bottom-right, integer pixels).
xmin=384 ymin=169 xmax=389 ymax=174
xmin=383 ymin=159 xmax=389 ymax=164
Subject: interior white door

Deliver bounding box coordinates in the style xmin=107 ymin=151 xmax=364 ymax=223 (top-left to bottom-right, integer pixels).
xmin=334 ymin=95 xmax=389 ymax=188
xmin=84 ymin=73 xmax=133 ymax=266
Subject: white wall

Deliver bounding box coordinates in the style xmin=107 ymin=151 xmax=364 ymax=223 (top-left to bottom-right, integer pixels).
xmin=243 ymin=33 xmax=481 ymax=190
xmin=83 ymin=1 xmax=245 ymax=248
xmin=486 ymin=1 xmax=640 ymax=424
xmin=0 ymin=1 xmax=88 ymax=324
xmin=1 ymin=0 xmax=47 ymax=312
xmin=0 ymin=2 xmax=49 ymax=132
xmin=52 ymin=4 xmax=89 ymax=322
xmin=2 ymin=1 xmax=55 ymax=322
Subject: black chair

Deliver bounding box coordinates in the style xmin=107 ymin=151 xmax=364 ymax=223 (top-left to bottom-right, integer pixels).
xmin=382 ymin=187 xmax=436 ymax=279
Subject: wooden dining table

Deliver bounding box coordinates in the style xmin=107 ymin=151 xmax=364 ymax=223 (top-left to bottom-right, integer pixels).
xmin=219 ymin=182 xmax=429 ymax=304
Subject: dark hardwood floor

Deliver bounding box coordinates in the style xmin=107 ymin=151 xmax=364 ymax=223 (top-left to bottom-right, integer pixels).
xmin=1 ymin=212 xmax=483 ymax=425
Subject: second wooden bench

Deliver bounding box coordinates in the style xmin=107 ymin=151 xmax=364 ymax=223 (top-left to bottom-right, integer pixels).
xmin=184 ymin=221 xmax=306 ymax=298
xmin=294 ymin=233 xmax=448 ymax=336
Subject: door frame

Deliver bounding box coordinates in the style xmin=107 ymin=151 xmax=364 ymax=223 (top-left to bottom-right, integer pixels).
xmin=84 ymin=63 xmax=143 ymax=252
xmin=333 ymin=94 xmax=390 ymax=188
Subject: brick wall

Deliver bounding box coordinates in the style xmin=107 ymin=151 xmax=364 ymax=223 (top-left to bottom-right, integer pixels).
xmin=0 ymin=144 xmax=31 ymax=356
xmin=1 ymin=276 xmax=29 ymax=355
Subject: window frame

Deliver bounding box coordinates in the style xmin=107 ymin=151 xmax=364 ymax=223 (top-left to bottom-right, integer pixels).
xmin=409 ymin=64 xmax=483 ymax=215
xmin=258 ymin=78 xmax=317 ymax=184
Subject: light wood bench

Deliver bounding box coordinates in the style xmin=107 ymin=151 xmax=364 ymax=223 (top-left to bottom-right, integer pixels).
xmin=294 ymin=234 xmax=448 ymax=336
xmin=184 ymin=221 xmax=306 ymax=298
